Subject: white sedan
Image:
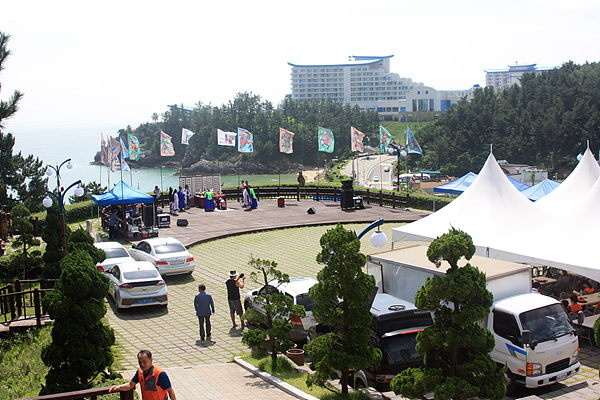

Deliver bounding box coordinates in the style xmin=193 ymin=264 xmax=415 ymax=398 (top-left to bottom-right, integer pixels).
xmin=128 ymin=237 xmax=195 ymax=276
xmin=94 ymin=241 xmax=136 ymax=273
xmin=105 ymin=261 xmax=168 ymax=309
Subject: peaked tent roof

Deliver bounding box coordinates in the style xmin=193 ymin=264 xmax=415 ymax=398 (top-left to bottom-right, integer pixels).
xmin=520 ymin=179 xmax=560 ymax=201
xmin=393 ymin=152 xmax=547 ymax=253
xmin=433 ymin=172 xmax=477 ymax=195
xmin=92 ymin=180 xmax=154 ymax=206
xmin=507 ymin=176 xmax=530 ymax=191
xmin=534 ymin=148 xmax=600 ymax=214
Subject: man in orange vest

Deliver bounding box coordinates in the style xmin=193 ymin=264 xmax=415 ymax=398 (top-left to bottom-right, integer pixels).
xmin=109 ymin=350 xmax=176 ymax=400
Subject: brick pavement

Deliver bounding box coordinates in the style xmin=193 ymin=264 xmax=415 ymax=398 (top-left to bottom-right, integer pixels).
xmin=102 ymin=199 xmax=600 ymax=400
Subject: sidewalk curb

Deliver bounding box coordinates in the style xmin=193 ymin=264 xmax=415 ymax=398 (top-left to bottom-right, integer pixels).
xmin=234 ymin=356 xmax=319 ymax=400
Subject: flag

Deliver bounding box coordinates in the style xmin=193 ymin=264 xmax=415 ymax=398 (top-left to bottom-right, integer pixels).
xmin=181 ymin=128 xmax=195 ymax=145
xmin=121 ymin=159 xmax=130 ymax=172
xmin=120 ymin=138 xmax=129 ymax=159
xmin=379 ymin=125 xmax=392 ymax=152
xmin=318 ymin=127 xmax=334 ymax=153
xmin=351 ymin=126 xmax=365 ymax=152
xmin=128 ymin=134 xmax=140 ymax=161
xmin=237 ymin=128 xmax=253 ymax=153
xmin=160 ymin=131 xmax=175 ymax=156
xmin=406 ymin=126 xmax=423 ymax=155
xmin=100 ymin=133 xmax=108 ymax=167
xmin=217 ymin=129 xmax=237 ymax=146
xmin=109 ymin=136 xmax=121 ymax=172
xmin=279 ymin=128 xmax=294 ymax=154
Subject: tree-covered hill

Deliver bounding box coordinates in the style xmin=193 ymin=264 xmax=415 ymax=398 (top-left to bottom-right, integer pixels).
xmin=418 ymin=61 xmax=600 ymax=178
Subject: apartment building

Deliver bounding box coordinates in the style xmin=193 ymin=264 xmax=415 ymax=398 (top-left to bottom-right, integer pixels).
xmin=484 ymin=63 xmax=556 ymax=90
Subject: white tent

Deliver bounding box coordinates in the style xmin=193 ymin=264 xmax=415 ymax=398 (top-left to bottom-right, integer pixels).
xmin=392 ymin=148 xmax=600 ymax=282
xmin=392 ymin=152 xmax=548 ymax=254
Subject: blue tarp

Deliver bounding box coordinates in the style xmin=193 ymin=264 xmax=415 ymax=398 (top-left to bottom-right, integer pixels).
xmin=92 ymin=180 xmax=154 ymax=206
xmin=433 ymin=172 xmax=477 ymax=195
xmin=434 ymin=172 xmax=531 ymax=195
xmin=520 ymin=179 xmax=560 ymax=201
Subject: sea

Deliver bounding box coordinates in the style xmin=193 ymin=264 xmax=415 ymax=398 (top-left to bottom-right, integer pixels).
xmin=11 ymin=124 xmax=297 ymax=201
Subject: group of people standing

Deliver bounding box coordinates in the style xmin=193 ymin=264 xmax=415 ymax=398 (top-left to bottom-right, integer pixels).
xmin=241 ymin=181 xmax=258 ymax=210
xmin=167 ymin=185 xmax=191 ymax=215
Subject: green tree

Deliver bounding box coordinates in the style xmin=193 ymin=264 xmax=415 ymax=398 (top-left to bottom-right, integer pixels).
xmin=9 ymin=204 xmax=42 ymax=279
xmin=391 ymin=228 xmax=505 ymax=400
xmin=242 ymin=257 xmax=305 ymax=370
xmin=0 ymin=32 xmax=23 ymax=129
xmin=40 ymin=248 xmax=114 ymax=395
xmin=304 ymin=224 xmax=381 ymax=395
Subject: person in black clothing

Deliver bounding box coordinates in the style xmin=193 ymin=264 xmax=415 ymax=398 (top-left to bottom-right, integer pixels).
xmin=226 ymin=270 xmax=245 ymax=329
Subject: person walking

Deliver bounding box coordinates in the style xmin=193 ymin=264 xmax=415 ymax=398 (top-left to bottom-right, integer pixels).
xmin=109 ymin=349 xmax=177 ymax=400
xmin=248 ymin=184 xmax=258 ymax=209
xmin=194 ymin=283 xmax=215 ymax=342
xmin=242 ymin=182 xmax=250 ymax=209
xmin=226 ymin=270 xmax=245 ymax=329
xmin=108 ymin=208 xmax=122 ymax=240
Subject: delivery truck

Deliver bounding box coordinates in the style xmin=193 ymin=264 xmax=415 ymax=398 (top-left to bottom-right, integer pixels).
xmin=366 ymin=244 xmax=581 ymax=394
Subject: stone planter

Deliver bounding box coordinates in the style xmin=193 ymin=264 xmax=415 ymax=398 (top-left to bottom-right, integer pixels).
xmin=285 ymin=348 xmax=305 ymax=366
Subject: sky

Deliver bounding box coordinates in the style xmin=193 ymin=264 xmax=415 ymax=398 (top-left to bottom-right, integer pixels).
xmin=1 ymin=0 xmax=599 ymax=164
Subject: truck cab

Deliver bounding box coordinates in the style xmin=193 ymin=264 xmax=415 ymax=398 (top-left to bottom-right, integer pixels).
xmin=486 ymin=293 xmax=580 ymax=394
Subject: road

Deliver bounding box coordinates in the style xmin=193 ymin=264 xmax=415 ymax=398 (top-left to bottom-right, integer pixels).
xmin=343 ymin=155 xmax=398 ymax=190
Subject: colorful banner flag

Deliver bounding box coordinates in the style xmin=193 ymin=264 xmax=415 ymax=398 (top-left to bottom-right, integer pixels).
xmin=379 ymin=125 xmax=392 ymax=152
xmin=109 ymin=136 xmax=121 ymax=172
xmin=100 ymin=133 xmax=108 ymax=167
xmin=406 ymin=126 xmax=423 ymax=155
xmin=121 ymin=159 xmax=130 ymax=172
xmin=237 ymin=128 xmax=253 ymax=153
xmin=318 ymin=127 xmax=334 ymax=153
xmin=217 ymin=129 xmax=237 ymax=146
xmin=350 ymin=126 xmax=365 ymax=152
xmin=160 ymin=131 xmax=175 ymax=156
xmin=119 ymin=138 xmax=129 ymax=159
xmin=181 ymin=128 xmax=195 ymax=145
xmin=128 ymin=134 xmax=140 ymax=161
xmin=279 ymin=128 xmax=294 ymax=154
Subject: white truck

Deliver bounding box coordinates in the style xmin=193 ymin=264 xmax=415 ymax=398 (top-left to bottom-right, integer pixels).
xmin=366 ymin=244 xmax=581 ymax=394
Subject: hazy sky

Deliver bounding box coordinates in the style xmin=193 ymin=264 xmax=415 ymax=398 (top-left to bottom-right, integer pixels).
xmin=1 ymin=0 xmax=599 ymax=153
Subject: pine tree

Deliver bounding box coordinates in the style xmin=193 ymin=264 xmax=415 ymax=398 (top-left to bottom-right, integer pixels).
xmin=391 ymin=228 xmax=505 ymax=400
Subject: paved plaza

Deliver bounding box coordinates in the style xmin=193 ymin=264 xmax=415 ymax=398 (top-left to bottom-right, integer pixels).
xmin=103 ymin=199 xmax=600 ymax=400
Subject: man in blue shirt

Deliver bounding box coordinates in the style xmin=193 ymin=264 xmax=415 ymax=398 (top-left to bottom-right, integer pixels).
xmin=194 ymin=284 xmax=215 ymax=341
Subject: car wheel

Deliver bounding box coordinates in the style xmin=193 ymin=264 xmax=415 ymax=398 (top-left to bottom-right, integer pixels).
xmin=504 ymin=369 xmax=518 ymax=396
xmin=244 ymin=300 xmax=252 ymax=312
xmin=354 ymin=377 xmax=366 ymax=389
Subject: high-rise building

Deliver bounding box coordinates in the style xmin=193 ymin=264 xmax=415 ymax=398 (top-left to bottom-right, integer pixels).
xmin=484 ymin=63 xmax=556 ymax=90
xmin=288 ymin=55 xmax=475 ymax=120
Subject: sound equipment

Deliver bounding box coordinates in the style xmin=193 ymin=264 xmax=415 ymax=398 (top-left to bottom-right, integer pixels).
xmin=143 ymin=204 xmax=157 ymax=226
xmin=307 ymin=207 xmax=316 ymax=214
xmin=176 ymin=219 xmax=188 ymax=227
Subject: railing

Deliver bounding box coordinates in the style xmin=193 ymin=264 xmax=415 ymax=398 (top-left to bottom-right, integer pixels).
xmin=220 ymin=186 xmax=410 ymax=209
xmin=0 ymin=279 xmax=55 ymax=325
xmin=17 ymin=386 xmax=134 ymax=400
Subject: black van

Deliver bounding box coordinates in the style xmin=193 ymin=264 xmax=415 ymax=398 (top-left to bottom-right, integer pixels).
xmin=354 ymin=293 xmax=433 ymax=391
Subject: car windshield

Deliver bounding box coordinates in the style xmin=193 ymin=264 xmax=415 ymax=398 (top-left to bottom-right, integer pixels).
xmin=381 ymin=333 xmax=422 ymax=365
xmin=153 ymin=243 xmax=186 ymax=254
xmin=519 ymin=303 xmax=573 ymax=343
xmin=123 ymin=270 xmax=159 ymax=280
xmin=104 ymin=248 xmax=130 ymax=259
xmin=296 ymin=293 xmax=316 ymax=311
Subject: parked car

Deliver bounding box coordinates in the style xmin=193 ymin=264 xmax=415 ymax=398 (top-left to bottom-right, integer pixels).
xmin=94 ymin=241 xmax=136 ymax=273
xmin=373 ymin=176 xmax=379 ymax=182
xmin=244 ymin=277 xmax=317 ymax=343
xmin=105 ymin=261 xmax=168 ymax=309
xmin=128 ymin=237 xmax=195 ymax=276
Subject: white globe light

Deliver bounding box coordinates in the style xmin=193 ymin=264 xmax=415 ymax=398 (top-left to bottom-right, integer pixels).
xmin=577 ymin=153 xmax=583 ymax=161
xmin=67 ymin=161 xmax=73 ymax=169
xmin=74 ymin=186 xmax=84 ymax=197
xmin=370 ymin=230 xmax=387 ymax=248
xmin=387 ymin=147 xmax=395 ymax=155
xmin=400 ymin=150 xmax=407 ymax=157
xmin=42 ymin=196 xmax=53 ymax=208
xmin=46 ymin=168 xmax=53 ymax=176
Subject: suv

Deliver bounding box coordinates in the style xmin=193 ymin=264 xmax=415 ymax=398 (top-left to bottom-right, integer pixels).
xmin=244 ymin=277 xmax=317 ymax=343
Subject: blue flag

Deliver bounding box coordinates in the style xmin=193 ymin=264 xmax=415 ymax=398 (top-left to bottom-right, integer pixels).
xmin=120 ymin=138 xmax=129 ymax=159
xmin=238 ymin=128 xmax=253 ymax=153
xmin=406 ymin=127 xmax=423 ymax=155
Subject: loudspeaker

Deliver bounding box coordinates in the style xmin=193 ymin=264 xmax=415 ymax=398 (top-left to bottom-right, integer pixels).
xmin=307 ymin=207 xmax=316 ymax=214
xmin=176 ymin=219 xmax=188 ymax=227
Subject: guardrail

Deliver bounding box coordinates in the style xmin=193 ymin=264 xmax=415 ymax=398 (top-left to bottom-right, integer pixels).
xmin=0 ymin=279 xmax=55 ymax=325
xmin=17 ymin=386 xmax=134 ymax=400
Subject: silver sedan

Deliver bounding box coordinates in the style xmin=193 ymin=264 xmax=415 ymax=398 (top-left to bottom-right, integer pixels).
xmin=128 ymin=237 xmax=195 ymax=276
xmin=105 ymin=261 xmax=168 ymax=309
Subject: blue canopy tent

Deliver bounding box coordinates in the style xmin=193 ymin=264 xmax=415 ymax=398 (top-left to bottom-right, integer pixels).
xmin=434 ymin=172 xmax=530 ymax=195
xmin=520 ymin=179 xmax=560 ymax=201
xmin=92 ymin=181 xmax=154 ymax=206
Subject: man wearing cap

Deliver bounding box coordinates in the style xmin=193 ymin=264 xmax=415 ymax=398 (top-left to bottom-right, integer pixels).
xmin=226 ymin=270 xmax=245 ymax=328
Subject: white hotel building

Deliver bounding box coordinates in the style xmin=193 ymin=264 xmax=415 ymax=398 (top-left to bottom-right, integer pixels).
xmin=288 ymin=55 xmax=477 ymax=121
xmin=484 ymin=63 xmax=556 ymax=90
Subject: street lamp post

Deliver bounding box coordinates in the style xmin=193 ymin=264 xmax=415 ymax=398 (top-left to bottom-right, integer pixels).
xmin=42 ymin=159 xmax=84 ymax=257
xmin=387 ymin=143 xmax=407 ymax=191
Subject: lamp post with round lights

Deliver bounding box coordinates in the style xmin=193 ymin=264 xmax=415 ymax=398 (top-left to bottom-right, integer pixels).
xmin=42 ymin=159 xmax=84 ymax=257
xmin=387 ymin=142 xmax=407 ymax=191
xmin=357 ymin=218 xmax=387 ymax=248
